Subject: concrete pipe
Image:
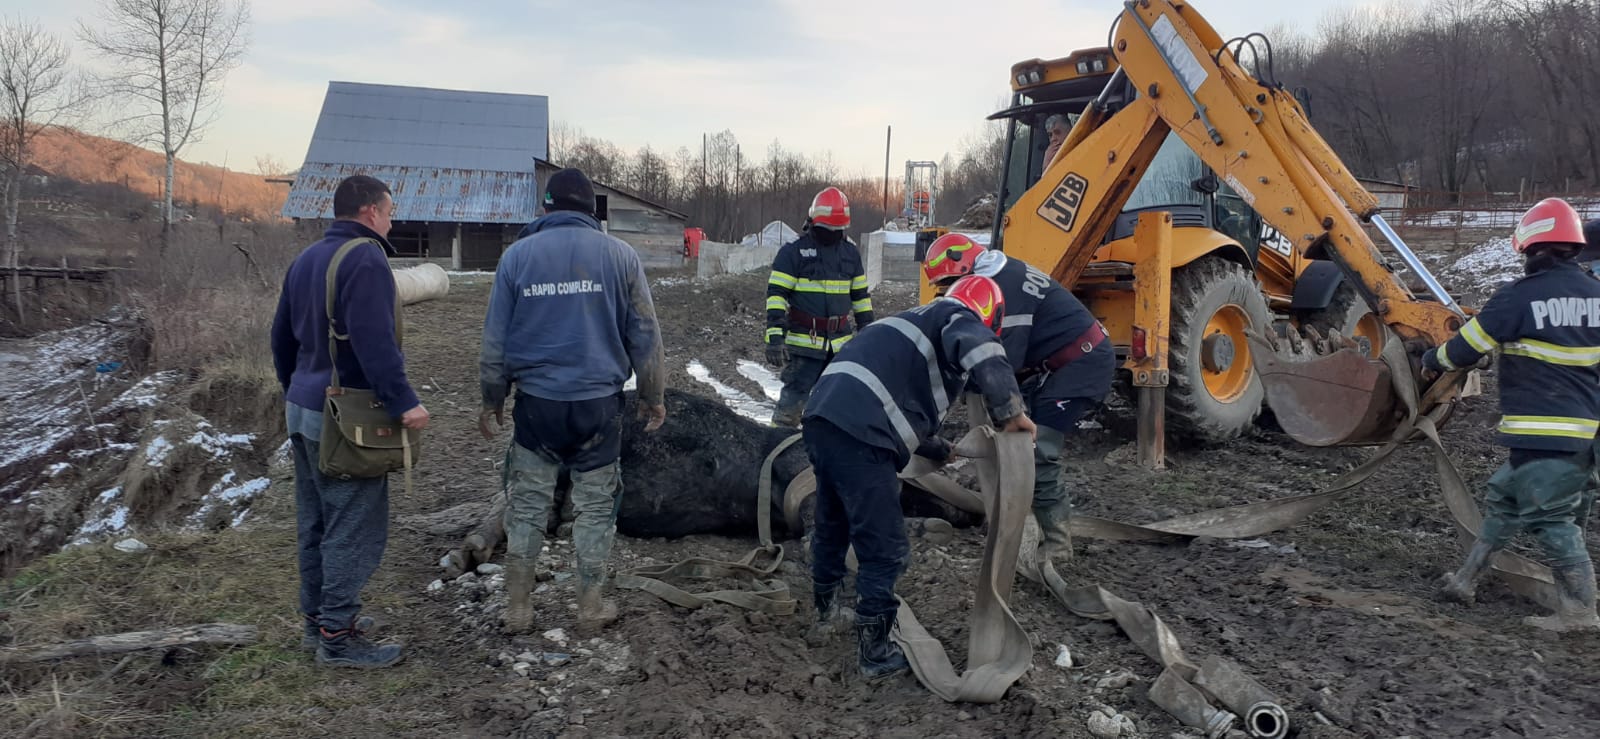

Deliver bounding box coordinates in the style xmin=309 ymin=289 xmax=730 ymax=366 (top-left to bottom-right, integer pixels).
xmin=393 ymin=263 xmax=450 ymax=305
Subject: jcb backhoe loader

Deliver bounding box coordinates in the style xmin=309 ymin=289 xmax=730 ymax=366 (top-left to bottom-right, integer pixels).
xmin=927 ymin=0 xmax=1467 ymax=450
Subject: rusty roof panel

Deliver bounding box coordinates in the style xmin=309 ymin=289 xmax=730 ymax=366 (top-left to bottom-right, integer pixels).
xmin=281 ymin=162 xmax=539 ymax=224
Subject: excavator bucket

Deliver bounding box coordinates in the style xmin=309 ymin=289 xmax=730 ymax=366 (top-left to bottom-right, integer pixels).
xmin=1247 ymin=333 xmax=1403 ymax=447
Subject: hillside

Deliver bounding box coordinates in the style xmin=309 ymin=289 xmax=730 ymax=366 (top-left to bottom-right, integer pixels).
xmin=28 ymin=128 xmax=288 ymax=220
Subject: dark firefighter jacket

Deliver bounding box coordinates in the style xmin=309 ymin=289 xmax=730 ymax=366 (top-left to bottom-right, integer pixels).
xmin=986 ymin=253 xmax=1115 ymax=398
xmin=803 ymin=299 xmax=1026 ymax=469
xmin=765 ymin=231 xmax=873 ymax=358
xmin=1424 ymin=259 xmax=1600 ymax=453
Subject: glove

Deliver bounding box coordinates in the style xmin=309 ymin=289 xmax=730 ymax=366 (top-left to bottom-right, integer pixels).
xmin=765 ymin=337 xmax=788 ymax=368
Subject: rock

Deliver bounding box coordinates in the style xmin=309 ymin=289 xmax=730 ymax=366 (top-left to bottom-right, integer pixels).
xmin=477 ymin=563 xmax=504 ymax=575
xmin=516 ymin=651 xmax=539 ymax=663
xmin=426 ymin=579 xmax=445 ymax=593
xmin=113 ymin=538 xmax=148 ymax=553
xmin=456 ymin=572 xmax=479 ymax=584
xmin=1095 ymin=668 xmax=1136 ymax=690
xmin=544 ymin=652 xmax=573 ymax=667
xmin=600 ymin=688 xmax=611 ymax=697
xmin=1054 ymin=644 xmax=1075 ymax=669
xmin=923 ymin=518 xmax=955 ymax=545
xmin=543 ymin=628 xmax=569 ymax=644
xmin=486 ymin=574 xmax=505 ymax=590
xmin=812 ymin=675 xmax=832 ymax=689
xmin=513 ymin=662 xmax=532 ymax=677
xmin=1086 ymin=711 xmax=1123 ymax=739
xmin=497 ymin=651 xmax=515 ymax=666
xmin=956 ymin=711 xmax=974 ymax=722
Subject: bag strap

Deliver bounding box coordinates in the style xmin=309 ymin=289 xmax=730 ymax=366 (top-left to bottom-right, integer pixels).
xmin=324 ymin=238 xmax=402 ymax=392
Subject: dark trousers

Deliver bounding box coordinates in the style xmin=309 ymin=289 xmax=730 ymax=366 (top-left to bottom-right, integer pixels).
xmin=1025 ymin=369 xmax=1103 ymax=510
xmin=511 ymin=391 xmax=623 ymax=472
xmin=805 ymin=419 xmax=908 ymax=621
xmin=773 ymin=354 xmax=829 ymax=428
xmin=292 ymin=435 xmax=389 ymax=633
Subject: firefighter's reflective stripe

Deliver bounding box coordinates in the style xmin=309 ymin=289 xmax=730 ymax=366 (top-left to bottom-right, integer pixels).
xmin=1433 ymin=344 xmax=1458 ymax=371
xmin=1498 ymin=415 xmax=1600 ymax=439
xmin=795 ymin=278 xmax=852 ymax=294
xmin=851 ymin=275 xmax=869 ymax=290
xmin=766 ymin=296 xmax=789 ymax=311
xmin=1001 ymin=314 xmax=1033 ymax=329
xmin=960 ymin=342 xmax=1007 ymax=370
xmin=765 ymin=327 xmax=784 ymax=340
xmin=1460 ymin=318 xmax=1496 ymax=353
xmin=878 ymin=316 xmax=949 ymax=416
xmin=852 ymin=297 xmax=873 ymax=313
xmin=783 ymin=331 xmax=854 ymax=352
xmin=768 ymin=270 xmax=798 ymax=289
xmin=1501 ymin=338 xmax=1600 ymax=366
xmin=818 ymin=360 xmax=920 ymax=454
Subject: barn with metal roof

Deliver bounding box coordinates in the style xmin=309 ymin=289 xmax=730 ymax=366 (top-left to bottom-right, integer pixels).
xmin=282 ymin=81 xmax=687 ymax=269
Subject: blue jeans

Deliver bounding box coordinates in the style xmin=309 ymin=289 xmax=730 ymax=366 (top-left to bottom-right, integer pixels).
xmin=289 ymin=407 xmax=390 ymax=633
xmin=805 ymin=419 xmax=908 ymax=621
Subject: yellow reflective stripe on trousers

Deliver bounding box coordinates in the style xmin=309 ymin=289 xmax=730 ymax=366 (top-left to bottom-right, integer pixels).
xmin=1433 ymin=345 xmax=1457 ymax=371
xmin=852 ymin=298 xmax=873 ymax=313
xmin=768 ymin=270 xmax=797 ymax=289
xmin=829 ymin=333 xmax=853 ymax=352
xmin=766 ymin=296 xmax=789 ymax=311
xmin=1501 ymin=338 xmax=1600 ymax=366
xmin=794 ymin=278 xmax=852 ymax=294
xmin=1459 ymin=318 xmax=1496 ymax=353
xmin=1498 ymin=415 xmax=1600 ymax=439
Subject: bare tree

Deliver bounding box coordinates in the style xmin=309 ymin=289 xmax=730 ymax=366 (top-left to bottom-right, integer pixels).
xmin=79 ymin=0 xmax=249 ymax=251
xmin=252 ymin=153 xmax=287 ymax=177
xmin=0 ymin=17 xmax=86 ymax=322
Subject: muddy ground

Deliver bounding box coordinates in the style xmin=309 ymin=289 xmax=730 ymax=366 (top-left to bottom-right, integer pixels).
xmin=6 ymin=237 xmax=1600 ymax=737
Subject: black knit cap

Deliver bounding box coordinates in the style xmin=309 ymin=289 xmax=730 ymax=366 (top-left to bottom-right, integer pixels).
xmin=544 ymin=168 xmax=597 ymax=215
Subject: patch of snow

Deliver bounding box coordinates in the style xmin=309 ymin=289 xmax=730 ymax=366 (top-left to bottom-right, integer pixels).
xmin=736 ymin=360 xmax=783 ymax=402
xmin=69 ymin=487 xmax=131 ymax=546
xmin=188 ymin=472 xmax=271 ymax=527
xmin=686 ymin=360 xmax=773 ymax=424
xmin=0 ymin=322 xmax=126 ymax=491
xmin=144 ymin=436 xmax=174 ymax=468
xmin=106 ymin=371 xmax=181 ymax=411
xmin=46 ymin=462 xmax=71 ymax=477
xmin=1443 ymin=236 xmax=1521 ymax=293
xmin=446 ymin=270 xmax=495 ymax=277
xmin=187 ymin=422 xmax=255 ymax=461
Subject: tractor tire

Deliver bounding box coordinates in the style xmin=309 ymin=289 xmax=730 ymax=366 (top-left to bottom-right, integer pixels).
xmin=1302 ymin=282 xmax=1385 ymax=359
xmin=1166 ymin=256 xmax=1272 ymax=443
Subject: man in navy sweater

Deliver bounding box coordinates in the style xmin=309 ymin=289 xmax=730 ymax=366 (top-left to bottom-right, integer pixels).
xmin=271 ymin=175 xmax=429 ymax=668
xmin=480 ymin=168 xmax=667 ymax=635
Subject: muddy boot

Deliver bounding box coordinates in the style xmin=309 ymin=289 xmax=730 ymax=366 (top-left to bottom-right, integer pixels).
xmin=1437 ymin=539 xmax=1497 ymax=605
xmin=1033 ymin=502 xmax=1074 ymax=566
xmin=301 ymin=615 xmax=374 ymax=652
xmin=576 ymin=578 xmax=619 ymax=634
xmin=855 ymin=612 xmax=910 ymax=680
xmin=502 ymin=560 xmax=536 ymax=634
xmin=814 ymin=580 xmax=841 ymax=625
xmin=316 ymin=628 xmax=403 ymax=669
xmin=1523 ymin=560 xmax=1600 ymax=632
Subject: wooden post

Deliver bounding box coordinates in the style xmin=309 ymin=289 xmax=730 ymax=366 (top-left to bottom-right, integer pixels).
xmin=451 ymin=223 xmax=462 ymax=271
xmin=1130 ymin=212 xmax=1173 ymax=470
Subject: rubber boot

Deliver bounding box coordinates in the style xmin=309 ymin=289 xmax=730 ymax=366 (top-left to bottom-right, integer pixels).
xmin=1523 ymin=560 xmax=1600 ymax=632
xmin=576 ymin=578 xmax=619 ymax=634
xmin=316 ymin=628 xmax=403 ymax=669
xmin=814 ymin=580 xmax=840 ymax=625
xmin=855 ymin=613 xmax=910 ymax=680
xmin=301 ymin=615 xmax=374 ymax=652
xmin=1437 ymin=539 xmax=1497 ymax=604
xmin=501 ymin=560 xmax=536 ymax=634
xmin=1033 ymin=501 xmax=1074 ymax=565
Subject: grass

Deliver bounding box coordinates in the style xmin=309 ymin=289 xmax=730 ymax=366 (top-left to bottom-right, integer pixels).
xmin=1 ymin=476 xmax=398 ymax=737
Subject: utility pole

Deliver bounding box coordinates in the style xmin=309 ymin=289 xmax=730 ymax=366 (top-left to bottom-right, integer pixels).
xmin=882 ymin=125 xmax=891 ymax=228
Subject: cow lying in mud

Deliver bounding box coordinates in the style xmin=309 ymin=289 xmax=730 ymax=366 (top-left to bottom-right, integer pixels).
xmin=434 ymin=389 xmax=978 ymax=577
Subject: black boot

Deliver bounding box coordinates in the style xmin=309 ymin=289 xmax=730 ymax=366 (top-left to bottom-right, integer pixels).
xmin=301 ymin=615 xmax=374 ymax=652
xmin=1523 ymin=560 xmax=1600 ymax=632
xmin=1437 ymin=539 xmax=1496 ymax=604
xmin=316 ymin=627 xmax=403 ymax=669
xmin=813 ymin=580 xmax=841 ymax=625
xmin=855 ymin=613 xmax=910 ymax=680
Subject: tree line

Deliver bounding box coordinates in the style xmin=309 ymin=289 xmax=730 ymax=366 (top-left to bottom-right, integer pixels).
xmin=1275 ymin=0 xmax=1600 ymax=201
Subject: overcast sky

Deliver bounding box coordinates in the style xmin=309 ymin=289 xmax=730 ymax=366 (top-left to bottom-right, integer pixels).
xmin=19 ymin=0 xmax=1366 ymax=176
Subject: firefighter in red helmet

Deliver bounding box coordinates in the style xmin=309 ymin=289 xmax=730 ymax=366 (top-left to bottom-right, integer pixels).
xmin=764 ymin=186 xmax=875 ymax=428
xmin=1428 ymin=198 xmax=1600 ymax=632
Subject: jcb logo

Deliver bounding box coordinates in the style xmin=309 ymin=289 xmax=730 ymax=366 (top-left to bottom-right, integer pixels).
xmin=1037 ymin=172 xmax=1089 ymax=232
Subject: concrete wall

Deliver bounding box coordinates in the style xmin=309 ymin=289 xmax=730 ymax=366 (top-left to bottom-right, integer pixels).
xmin=859 ymin=232 xmax=886 ymax=288
xmin=696 ymin=241 xmax=777 ymax=279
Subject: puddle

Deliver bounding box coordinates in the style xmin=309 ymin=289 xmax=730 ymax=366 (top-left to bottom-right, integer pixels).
xmin=736 ymin=360 xmax=783 ymax=401
xmin=686 ymin=360 xmax=772 ymax=424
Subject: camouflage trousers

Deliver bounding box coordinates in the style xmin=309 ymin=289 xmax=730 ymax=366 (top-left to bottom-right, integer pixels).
xmin=503 ymin=443 xmax=622 ymax=587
